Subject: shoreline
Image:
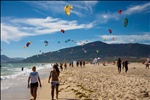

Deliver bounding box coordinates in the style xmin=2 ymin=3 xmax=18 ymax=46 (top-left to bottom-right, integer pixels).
xmin=1 ymin=64 xmax=53 ymax=100
xmin=36 ymin=63 xmax=150 ymax=100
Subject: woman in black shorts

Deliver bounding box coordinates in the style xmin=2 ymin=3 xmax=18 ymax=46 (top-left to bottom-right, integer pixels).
xmin=28 ymin=66 xmax=42 ymax=100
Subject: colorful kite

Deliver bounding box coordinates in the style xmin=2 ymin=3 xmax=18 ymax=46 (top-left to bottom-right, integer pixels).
xmin=44 ymin=41 xmax=48 ymax=46
xmin=91 ymin=44 xmax=94 ymax=47
xmin=103 ymin=38 xmax=106 ymax=41
xmin=112 ymin=37 xmax=115 ymax=41
xmin=61 ymin=29 xmax=65 ymax=33
xmin=118 ymin=10 xmax=122 ymax=14
xmin=64 ymin=5 xmax=73 ymax=16
xmin=124 ymin=18 xmax=128 ymax=27
xmin=109 ymin=29 xmax=112 ymax=33
xmin=96 ymin=50 xmax=99 ymax=53
xmin=24 ymin=42 xmax=32 ymax=48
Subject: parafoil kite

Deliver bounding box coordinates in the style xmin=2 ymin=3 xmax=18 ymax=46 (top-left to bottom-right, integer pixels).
xmin=109 ymin=29 xmax=112 ymax=33
xmin=61 ymin=29 xmax=65 ymax=33
xmin=118 ymin=10 xmax=122 ymax=14
xmin=44 ymin=41 xmax=48 ymax=46
xmin=103 ymin=38 xmax=106 ymax=41
xmin=64 ymin=5 xmax=73 ymax=16
xmin=24 ymin=42 xmax=32 ymax=48
xmin=124 ymin=18 xmax=128 ymax=27
xmin=112 ymin=37 xmax=115 ymax=41
xmin=91 ymin=44 xmax=94 ymax=46
xmin=84 ymin=50 xmax=87 ymax=53
xmin=65 ymin=40 xmax=68 ymax=43
xmin=96 ymin=50 xmax=99 ymax=53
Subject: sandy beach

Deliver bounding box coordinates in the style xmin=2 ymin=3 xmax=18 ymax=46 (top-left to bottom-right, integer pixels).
xmin=34 ymin=63 xmax=150 ymax=100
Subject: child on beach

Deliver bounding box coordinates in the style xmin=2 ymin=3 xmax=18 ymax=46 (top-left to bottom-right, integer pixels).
xmin=48 ymin=64 xmax=60 ymax=100
xmin=28 ymin=66 xmax=42 ymax=100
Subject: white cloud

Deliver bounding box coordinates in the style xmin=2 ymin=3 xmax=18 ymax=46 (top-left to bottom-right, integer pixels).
xmin=96 ymin=2 xmax=150 ymax=24
xmin=25 ymin=1 xmax=98 ymax=17
xmin=75 ymin=33 xmax=150 ymax=45
xmin=124 ymin=2 xmax=150 ymax=15
xmin=99 ymin=33 xmax=150 ymax=44
xmin=1 ymin=17 xmax=94 ymax=44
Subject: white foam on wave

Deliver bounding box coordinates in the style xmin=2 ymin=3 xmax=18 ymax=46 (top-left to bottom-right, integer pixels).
xmin=1 ymin=63 xmax=52 ymax=80
xmin=1 ymin=63 xmax=52 ymax=91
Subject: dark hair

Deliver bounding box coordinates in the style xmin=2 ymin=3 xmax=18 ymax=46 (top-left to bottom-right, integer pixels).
xmin=53 ymin=64 xmax=60 ymax=76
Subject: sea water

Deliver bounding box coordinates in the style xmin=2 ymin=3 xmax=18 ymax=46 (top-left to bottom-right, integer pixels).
xmin=1 ymin=63 xmax=52 ymax=90
xmin=1 ymin=63 xmax=53 ymax=100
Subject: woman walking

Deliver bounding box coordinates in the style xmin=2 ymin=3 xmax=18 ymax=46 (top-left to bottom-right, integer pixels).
xmin=28 ymin=66 xmax=42 ymax=100
xmin=48 ymin=64 xmax=60 ymax=100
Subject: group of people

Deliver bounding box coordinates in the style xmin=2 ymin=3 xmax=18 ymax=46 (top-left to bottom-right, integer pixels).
xmin=28 ymin=63 xmax=60 ymax=100
xmin=28 ymin=61 xmax=86 ymax=100
xmin=117 ymin=58 xmax=129 ymax=73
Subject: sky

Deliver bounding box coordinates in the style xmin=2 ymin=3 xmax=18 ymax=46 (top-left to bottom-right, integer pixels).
xmin=1 ymin=1 xmax=150 ymax=58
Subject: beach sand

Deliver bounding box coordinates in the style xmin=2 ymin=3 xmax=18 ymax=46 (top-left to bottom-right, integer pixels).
xmin=35 ymin=63 xmax=150 ymax=100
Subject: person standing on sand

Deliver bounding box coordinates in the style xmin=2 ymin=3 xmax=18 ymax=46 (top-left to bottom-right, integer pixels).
xmin=117 ymin=58 xmax=122 ymax=73
xmin=76 ymin=61 xmax=79 ymax=67
xmin=124 ymin=59 xmax=129 ymax=73
xmin=122 ymin=60 xmax=125 ymax=69
xmin=59 ymin=63 xmax=63 ymax=71
xmin=83 ymin=60 xmax=85 ymax=67
xmin=48 ymin=65 xmax=60 ymax=100
xmin=80 ymin=60 xmax=82 ymax=67
xmin=145 ymin=58 xmax=149 ymax=69
xmin=64 ymin=63 xmax=67 ymax=70
xmin=28 ymin=66 xmax=42 ymax=100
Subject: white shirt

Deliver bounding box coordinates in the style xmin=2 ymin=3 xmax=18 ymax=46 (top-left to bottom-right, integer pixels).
xmin=29 ymin=72 xmax=39 ymax=83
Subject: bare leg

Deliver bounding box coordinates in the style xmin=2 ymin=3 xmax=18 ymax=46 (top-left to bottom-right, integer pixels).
xmin=30 ymin=88 xmax=34 ymax=97
xmin=56 ymin=86 xmax=59 ymax=99
xmin=33 ymin=87 xmax=37 ymax=100
xmin=51 ymin=86 xmax=54 ymax=100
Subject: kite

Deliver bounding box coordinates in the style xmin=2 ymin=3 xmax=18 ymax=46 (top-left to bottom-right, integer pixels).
xmin=58 ymin=41 xmax=60 ymax=43
xmin=68 ymin=39 xmax=71 ymax=41
xmin=112 ymin=37 xmax=115 ymax=41
xmin=64 ymin=5 xmax=73 ymax=16
xmin=96 ymin=50 xmax=99 ymax=53
xmin=118 ymin=10 xmax=122 ymax=14
xmin=65 ymin=40 xmax=68 ymax=43
xmin=91 ymin=44 xmax=94 ymax=47
xmin=61 ymin=29 xmax=65 ymax=33
xmin=84 ymin=50 xmax=87 ymax=53
xmin=24 ymin=42 xmax=32 ymax=48
xmin=109 ymin=29 xmax=112 ymax=33
xmin=44 ymin=41 xmax=48 ymax=46
xmin=124 ymin=18 xmax=128 ymax=27
xmin=103 ymin=38 xmax=106 ymax=41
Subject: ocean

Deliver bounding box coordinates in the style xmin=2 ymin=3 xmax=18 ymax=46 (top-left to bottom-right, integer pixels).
xmin=1 ymin=63 xmax=53 ymax=90
xmin=1 ymin=63 xmax=54 ymax=100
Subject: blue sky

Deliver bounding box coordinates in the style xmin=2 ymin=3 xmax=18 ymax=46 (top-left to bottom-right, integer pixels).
xmin=1 ymin=1 xmax=150 ymax=58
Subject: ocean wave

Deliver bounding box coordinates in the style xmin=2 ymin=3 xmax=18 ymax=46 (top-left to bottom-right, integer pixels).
xmin=1 ymin=63 xmax=52 ymax=80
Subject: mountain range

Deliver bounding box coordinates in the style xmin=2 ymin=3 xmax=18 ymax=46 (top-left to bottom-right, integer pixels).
xmin=21 ymin=41 xmax=150 ymax=63
xmin=1 ymin=55 xmax=25 ymax=63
